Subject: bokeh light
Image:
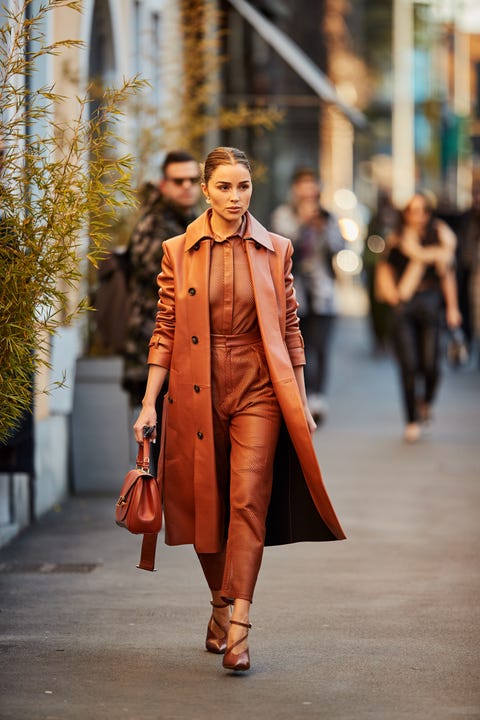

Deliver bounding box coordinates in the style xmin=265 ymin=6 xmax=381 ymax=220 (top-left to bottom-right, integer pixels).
xmin=366 ymin=234 xmax=386 ymax=254
xmin=335 ymin=249 xmax=363 ymax=275
xmin=338 ymin=217 xmax=360 ymax=242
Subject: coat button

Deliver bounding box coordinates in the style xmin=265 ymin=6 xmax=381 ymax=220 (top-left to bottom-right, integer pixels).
xmin=197 ymin=431 xmax=203 ymax=439
xmin=255 ymin=242 xmax=261 ymax=249
xmin=193 ymin=384 xmax=200 ymax=393
xmin=193 ymin=242 xmax=200 ymax=251
xmin=191 ymin=336 xmax=199 ymax=344
xmin=168 ymin=396 xmax=173 ymax=404
xmin=188 ymin=287 xmax=196 ymax=295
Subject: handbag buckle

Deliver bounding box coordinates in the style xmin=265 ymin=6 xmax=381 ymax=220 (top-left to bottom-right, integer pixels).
xmin=116 ymin=495 xmax=127 ymax=507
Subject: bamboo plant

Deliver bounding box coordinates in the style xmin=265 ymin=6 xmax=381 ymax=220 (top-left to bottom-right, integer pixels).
xmin=0 ymin=0 xmax=143 ymax=442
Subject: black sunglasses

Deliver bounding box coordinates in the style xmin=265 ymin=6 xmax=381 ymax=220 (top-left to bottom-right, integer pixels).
xmin=166 ymin=176 xmax=200 ymax=186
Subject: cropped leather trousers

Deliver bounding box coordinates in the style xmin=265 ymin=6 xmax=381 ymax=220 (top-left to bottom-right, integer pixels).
xmin=197 ymin=331 xmax=281 ymax=604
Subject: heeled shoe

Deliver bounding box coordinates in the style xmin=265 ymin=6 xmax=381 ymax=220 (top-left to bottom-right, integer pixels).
xmin=205 ymin=601 xmax=230 ymax=654
xmin=222 ymin=619 xmax=252 ymax=672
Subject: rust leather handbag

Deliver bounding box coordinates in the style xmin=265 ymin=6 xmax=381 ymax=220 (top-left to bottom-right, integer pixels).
xmin=115 ymin=433 xmax=161 ymax=571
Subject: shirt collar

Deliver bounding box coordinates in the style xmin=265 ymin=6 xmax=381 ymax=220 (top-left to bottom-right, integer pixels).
xmin=184 ymin=210 xmax=275 ymax=251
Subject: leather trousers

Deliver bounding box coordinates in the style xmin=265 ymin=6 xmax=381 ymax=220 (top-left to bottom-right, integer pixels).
xmin=197 ymin=331 xmax=281 ymax=604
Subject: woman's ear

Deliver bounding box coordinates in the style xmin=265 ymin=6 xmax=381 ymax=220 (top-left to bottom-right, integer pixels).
xmin=201 ymin=183 xmax=211 ymax=203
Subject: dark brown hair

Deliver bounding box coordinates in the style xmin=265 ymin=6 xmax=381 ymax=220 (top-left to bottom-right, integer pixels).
xmin=401 ymin=191 xmax=437 ymax=240
xmin=202 ymin=147 xmax=251 ymax=185
xmin=291 ymin=166 xmax=318 ymax=184
xmin=161 ymin=150 xmax=197 ymax=177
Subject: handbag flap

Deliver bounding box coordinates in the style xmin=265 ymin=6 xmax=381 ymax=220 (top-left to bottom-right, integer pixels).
xmin=116 ymin=468 xmax=154 ymax=523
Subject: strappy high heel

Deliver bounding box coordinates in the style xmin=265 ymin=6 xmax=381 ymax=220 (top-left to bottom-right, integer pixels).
xmin=222 ymin=619 xmax=252 ymax=671
xmin=205 ymin=601 xmax=230 ymax=654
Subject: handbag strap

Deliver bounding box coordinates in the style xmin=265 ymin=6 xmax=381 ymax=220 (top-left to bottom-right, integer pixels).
xmin=137 ymin=533 xmax=158 ymax=571
xmin=135 ymin=432 xmax=158 ymax=571
xmin=135 ymin=438 xmax=151 ymax=474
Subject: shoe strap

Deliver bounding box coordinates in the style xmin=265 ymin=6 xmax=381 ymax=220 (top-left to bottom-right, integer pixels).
xmin=229 ymin=619 xmax=252 ymax=629
xmin=225 ymin=634 xmax=249 ymax=655
xmin=225 ymin=620 xmax=251 ymax=655
xmin=210 ymin=614 xmax=228 ymax=633
xmin=210 ymin=600 xmax=230 ymax=609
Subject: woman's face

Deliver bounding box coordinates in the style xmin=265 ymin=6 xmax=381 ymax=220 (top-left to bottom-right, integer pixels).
xmin=202 ymin=163 xmax=252 ymax=224
xmin=404 ymin=195 xmax=430 ymax=231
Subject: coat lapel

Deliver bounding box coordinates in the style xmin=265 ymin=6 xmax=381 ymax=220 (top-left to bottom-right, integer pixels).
xmin=245 ymin=242 xmax=293 ymax=382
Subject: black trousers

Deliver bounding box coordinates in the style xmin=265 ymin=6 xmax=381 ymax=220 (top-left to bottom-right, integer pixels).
xmin=391 ymin=289 xmax=443 ymax=423
xmin=300 ymin=313 xmax=335 ymax=396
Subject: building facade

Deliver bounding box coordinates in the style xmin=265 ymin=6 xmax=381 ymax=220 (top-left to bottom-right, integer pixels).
xmin=1 ymin=0 xmax=478 ymax=545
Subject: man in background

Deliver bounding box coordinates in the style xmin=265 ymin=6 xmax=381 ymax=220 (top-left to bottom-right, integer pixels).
xmin=122 ymin=150 xmax=201 ymax=407
xmin=122 ymin=150 xmax=201 ymax=464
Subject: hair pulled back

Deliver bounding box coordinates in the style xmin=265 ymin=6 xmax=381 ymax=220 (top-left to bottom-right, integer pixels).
xmin=202 ymin=147 xmax=251 ymax=185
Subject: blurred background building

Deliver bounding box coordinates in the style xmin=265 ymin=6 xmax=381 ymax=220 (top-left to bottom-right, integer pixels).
xmin=1 ymin=0 xmax=479 ymax=543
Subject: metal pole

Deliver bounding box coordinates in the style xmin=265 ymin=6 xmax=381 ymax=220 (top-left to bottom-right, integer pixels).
xmin=392 ymin=0 xmax=415 ymax=206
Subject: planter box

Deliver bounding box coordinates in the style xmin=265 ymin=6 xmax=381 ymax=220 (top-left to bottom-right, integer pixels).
xmin=71 ymin=357 xmax=131 ymax=493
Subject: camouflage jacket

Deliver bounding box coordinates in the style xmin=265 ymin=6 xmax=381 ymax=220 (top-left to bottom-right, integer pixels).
xmin=122 ymin=191 xmax=199 ymax=405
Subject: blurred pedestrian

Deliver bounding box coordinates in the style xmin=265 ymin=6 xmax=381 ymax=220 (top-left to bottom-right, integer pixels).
xmin=272 ymin=168 xmax=344 ymax=424
xmin=362 ymin=191 xmax=399 ymax=355
xmin=375 ymin=192 xmax=462 ymax=443
xmin=134 ymin=147 xmax=345 ymax=673
xmin=270 ymin=166 xmax=322 ymax=242
xmin=453 ymin=179 xmax=480 ymax=363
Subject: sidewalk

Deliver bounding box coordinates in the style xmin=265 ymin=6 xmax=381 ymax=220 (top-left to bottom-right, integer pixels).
xmin=0 ymin=317 xmax=479 ymax=720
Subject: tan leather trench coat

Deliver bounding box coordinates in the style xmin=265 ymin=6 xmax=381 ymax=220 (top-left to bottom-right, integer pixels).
xmin=147 ymin=211 xmax=346 ymax=552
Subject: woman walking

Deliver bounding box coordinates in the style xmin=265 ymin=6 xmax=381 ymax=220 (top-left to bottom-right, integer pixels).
xmin=376 ymin=192 xmax=462 ymax=442
xmin=134 ymin=147 xmax=345 ymax=672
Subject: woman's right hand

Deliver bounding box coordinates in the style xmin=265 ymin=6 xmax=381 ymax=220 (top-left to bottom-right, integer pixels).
xmin=132 ymin=365 xmax=168 ymax=443
xmin=133 ymin=405 xmax=157 ymax=444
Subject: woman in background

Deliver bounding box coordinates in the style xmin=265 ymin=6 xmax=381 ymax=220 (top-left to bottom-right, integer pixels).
xmin=376 ymin=192 xmax=461 ymax=442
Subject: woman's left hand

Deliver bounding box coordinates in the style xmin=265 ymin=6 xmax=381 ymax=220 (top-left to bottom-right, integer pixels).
xmin=304 ymin=405 xmax=317 ymax=434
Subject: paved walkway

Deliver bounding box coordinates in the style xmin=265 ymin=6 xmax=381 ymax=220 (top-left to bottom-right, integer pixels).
xmin=1 ymin=318 xmax=479 ymax=720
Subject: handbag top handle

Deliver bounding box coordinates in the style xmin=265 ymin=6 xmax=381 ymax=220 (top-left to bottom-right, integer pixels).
xmin=136 ymin=438 xmax=151 ymax=473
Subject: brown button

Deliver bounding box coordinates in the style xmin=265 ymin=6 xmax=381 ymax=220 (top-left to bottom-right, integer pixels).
xmin=192 ymin=336 xmax=199 ymax=344
xmin=168 ymin=396 xmax=173 ymax=404
xmin=193 ymin=242 xmax=200 ymax=251
xmin=197 ymin=431 xmax=203 ymax=439
xmin=255 ymin=242 xmax=261 ymax=249
xmin=188 ymin=287 xmax=196 ymax=295
xmin=194 ymin=385 xmax=200 ymax=393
